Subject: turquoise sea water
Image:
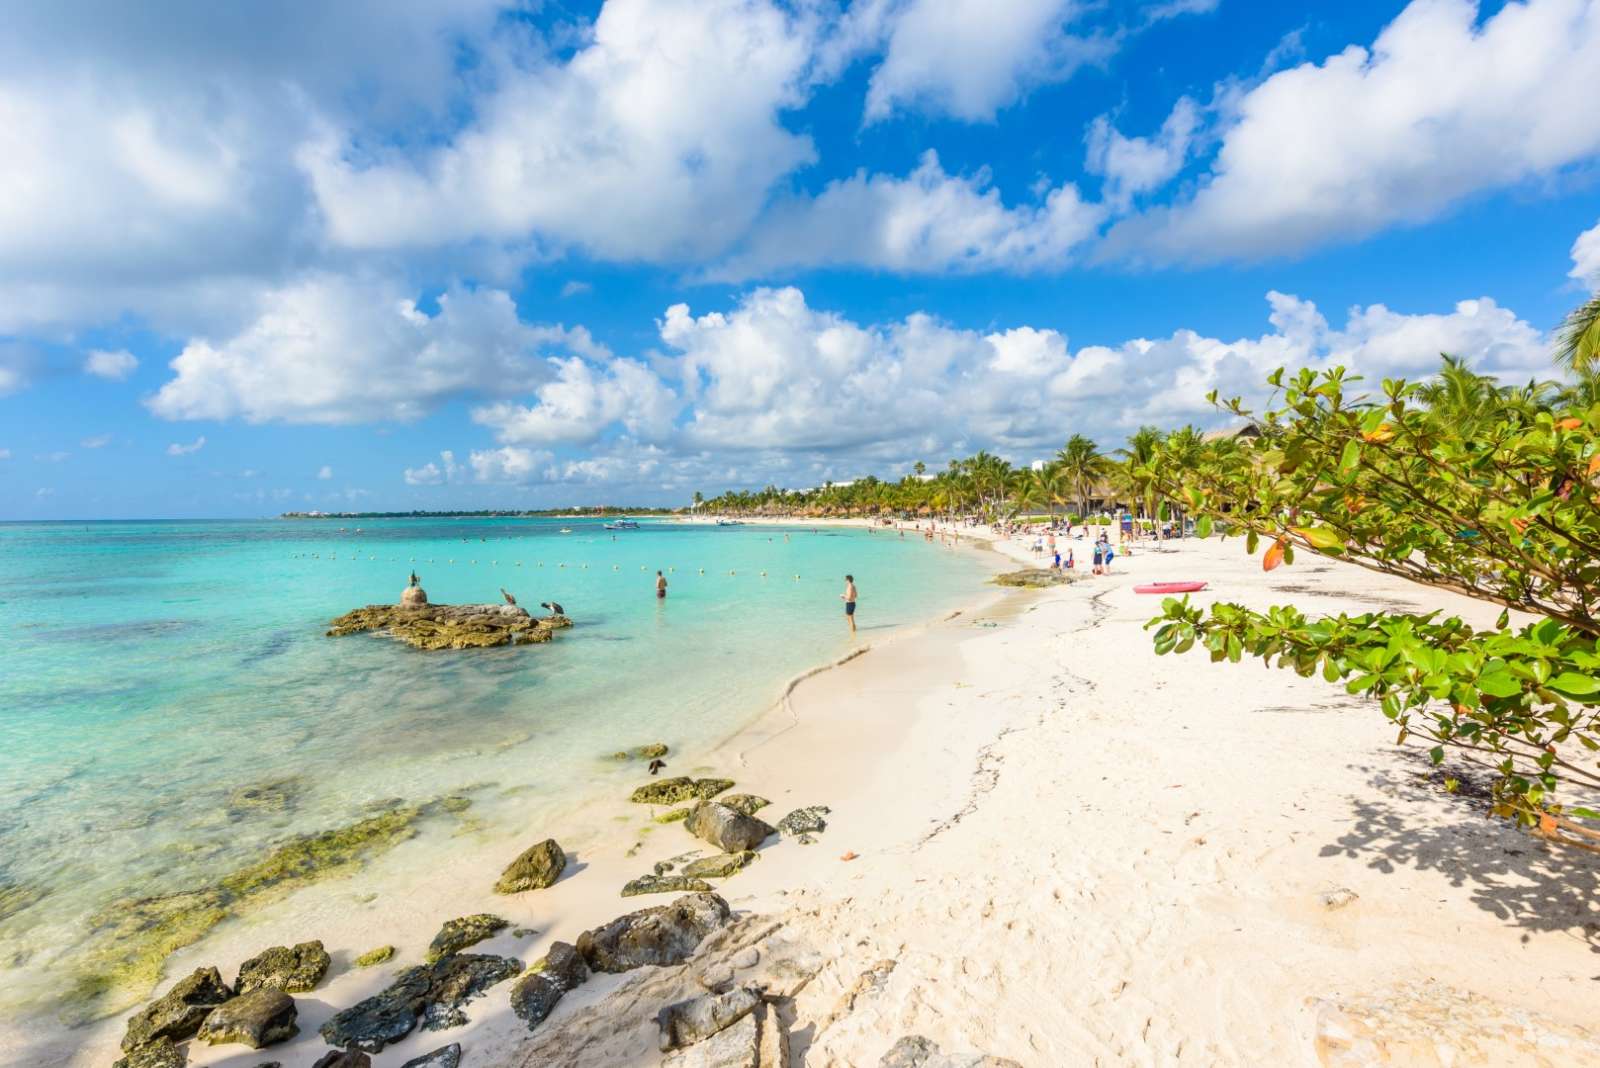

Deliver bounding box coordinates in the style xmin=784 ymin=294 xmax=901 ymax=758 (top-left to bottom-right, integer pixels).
xmin=0 ymin=516 xmax=986 ymax=1018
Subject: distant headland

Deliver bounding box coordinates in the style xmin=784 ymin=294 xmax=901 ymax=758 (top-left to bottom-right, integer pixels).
xmin=278 ymin=508 xmax=681 ymax=520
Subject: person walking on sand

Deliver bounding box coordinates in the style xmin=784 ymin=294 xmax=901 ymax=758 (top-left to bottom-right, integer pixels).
xmin=841 ymin=574 xmax=858 ymax=634
xmin=655 ymin=570 xmax=668 ymax=599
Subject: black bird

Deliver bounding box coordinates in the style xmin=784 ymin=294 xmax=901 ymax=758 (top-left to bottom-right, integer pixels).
xmin=540 ymin=600 xmax=565 ymax=617
xmin=500 ymin=588 xmax=517 ymax=606
xmin=409 ymin=570 xmax=420 ymax=587
xmin=647 ymin=758 xmax=667 ymax=776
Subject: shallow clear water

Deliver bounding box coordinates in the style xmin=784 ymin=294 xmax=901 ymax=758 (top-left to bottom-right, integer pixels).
xmin=0 ymin=516 xmax=985 ymax=1011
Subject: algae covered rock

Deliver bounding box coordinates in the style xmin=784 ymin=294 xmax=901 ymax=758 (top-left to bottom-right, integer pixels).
xmin=354 ymin=945 xmax=395 ymax=968
xmin=509 ymin=941 xmax=588 ymax=1032
xmin=630 ymin=777 xmax=697 ymax=805
xmin=621 ymin=874 xmax=714 ymax=897
xmin=993 ymin=568 xmax=1070 ymax=588
xmin=631 ymin=777 xmax=736 ymax=805
xmin=685 ymin=802 xmax=773 ymax=854
xmin=611 ymin=742 xmax=670 ymax=761
xmin=682 ymin=851 xmax=758 ymax=879
xmin=235 ymin=940 xmax=330 ymax=994
xmin=220 ymin=806 xmax=420 ymax=898
xmin=654 ymin=807 xmax=693 ymax=824
xmin=717 ymin=794 xmax=769 ymax=816
xmin=494 ymin=838 xmax=566 ymax=894
xmin=0 ymin=880 xmax=47 ymax=922
xmin=112 ymin=1037 xmax=186 ymax=1068
xmin=225 ymin=778 xmax=303 ymax=819
xmin=426 ymin=913 xmax=508 ymax=963
xmin=693 ymin=778 xmax=735 ymax=800
xmin=401 ymin=1044 xmax=462 ymax=1068
xmin=196 ymin=988 xmax=298 ymax=1048
xmin=122 ymin=966 xmax=233 ymax=1051
xmin=327 ymin=603 xmax=562 ymax=651
xmin=776 ymin=805 xmax=830 ymax=838
xmin=576 ymin=892 xmax=731 ymax=973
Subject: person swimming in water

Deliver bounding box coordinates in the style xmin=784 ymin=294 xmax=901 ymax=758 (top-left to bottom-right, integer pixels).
xmin=840 ymin=574 xmax=857 ymax=634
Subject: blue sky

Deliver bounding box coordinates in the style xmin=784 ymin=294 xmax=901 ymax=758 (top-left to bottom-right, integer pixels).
xmin=2 ymin=0 xmax=1599 ymax=518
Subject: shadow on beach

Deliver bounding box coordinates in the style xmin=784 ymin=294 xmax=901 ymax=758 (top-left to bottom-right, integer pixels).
xmin=1320 ymin=757 xmax=1600 ymax=953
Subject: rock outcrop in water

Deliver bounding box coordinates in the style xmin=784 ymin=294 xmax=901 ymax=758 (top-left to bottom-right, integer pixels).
xmin=74 ymin=806 xmax=420 ymax=1017
xmin=326 ymin=603 xmax=571 ymax=650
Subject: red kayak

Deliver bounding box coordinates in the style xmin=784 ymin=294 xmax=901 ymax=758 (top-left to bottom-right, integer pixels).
xmin=1134 ymin=581 xmax=1208 ymax=594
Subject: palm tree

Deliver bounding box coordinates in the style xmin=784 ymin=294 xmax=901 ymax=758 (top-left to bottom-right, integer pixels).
xmin=1054 ymin=434 xmax=1108 ymax=519
xmin=1557 ymin=293 xmax=1600 ymax=374
xmin=1114 ymin=426 xmax=1163 ymax=524
xmin=1416 ymin=355 xmax=1505 ymax=436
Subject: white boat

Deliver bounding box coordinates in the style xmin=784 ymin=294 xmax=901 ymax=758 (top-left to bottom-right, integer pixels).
xmin=715 ymin=518 xmax=744 ymax=526
xmin=559 ymin=527 xmax=573 ymax=534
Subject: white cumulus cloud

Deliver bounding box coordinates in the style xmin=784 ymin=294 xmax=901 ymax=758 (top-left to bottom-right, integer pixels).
xmin=147 ymin=274 xmax=597 ymax=424
xmin=717 ymin=151 xmax=1103 ymax=279
xmin=301 ymin=0 xmax=816 ymax=263
xmin=84 ymin=348 xmax=139 ymax=380
xmin=404 ymin=450 xmax=463 ymax=486
xmin=858 ymin=0 xmax=1113 ymax=124
xmin=1104 ymin=0 xmax=1600 ymax=263
xmin=1086 ymin=97 xmax=1199 ymax=208
xmin=1572 ymin=218 xmax=1600 ymax=292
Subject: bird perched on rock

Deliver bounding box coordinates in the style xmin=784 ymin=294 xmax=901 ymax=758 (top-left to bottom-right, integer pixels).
xmin=409 ymin=570 xmax=420 ymax=587
xmin=500 ymin=588 xmax=517 ymax=606
xmin=540 ymin=600 xmax=565 ymax=617
xmin=647 ymin=758 xmax=667 ymax=776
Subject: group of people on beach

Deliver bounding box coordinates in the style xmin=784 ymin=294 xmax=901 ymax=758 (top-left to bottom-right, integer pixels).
xmin=1028 ymin=525 xmax=1120 ymax=575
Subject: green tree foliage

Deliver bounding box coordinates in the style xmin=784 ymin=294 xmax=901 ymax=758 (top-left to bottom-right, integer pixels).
xmin=1142 ymin=364 xmax=1600 ymax=845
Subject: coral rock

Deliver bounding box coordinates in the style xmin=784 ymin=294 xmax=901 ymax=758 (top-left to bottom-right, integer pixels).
xmin=122 ymin=966 xmax=233 ymax=1051
xmin=197 ymin=988 xmax=299 ymax=1048
xmin=494 ymin=838 xmax=566 ymax=894
xmin=577 ymin=893 xmax=732 ymax=973
xmin=235 ymin=940 xmax=330 ymax=994
xmin=426 ymin=913 xmax=508 ymax=963
xmin=509 ymin=941 xmax=589 ymax=1032
xmin=685 ymin=802 xmax=773 ymax=854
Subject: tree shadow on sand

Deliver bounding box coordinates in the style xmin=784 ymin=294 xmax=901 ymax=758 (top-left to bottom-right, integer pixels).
xmin=1320 ymin=751 xmax=1600 ymax=953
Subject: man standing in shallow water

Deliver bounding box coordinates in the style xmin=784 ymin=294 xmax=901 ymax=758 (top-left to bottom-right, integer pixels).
xmin=841 ymin=574 xmax=857 ymax=633
xmin=656 ymin=570 xmax=668 ymax=599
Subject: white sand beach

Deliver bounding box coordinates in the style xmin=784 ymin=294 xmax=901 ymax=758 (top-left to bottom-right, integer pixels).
xmin=69 ymin=527 xmax=1600 ymax=1068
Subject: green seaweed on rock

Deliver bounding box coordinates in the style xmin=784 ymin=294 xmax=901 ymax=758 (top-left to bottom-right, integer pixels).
xmin=61 ymin=805 xmax=422 ymax=1022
